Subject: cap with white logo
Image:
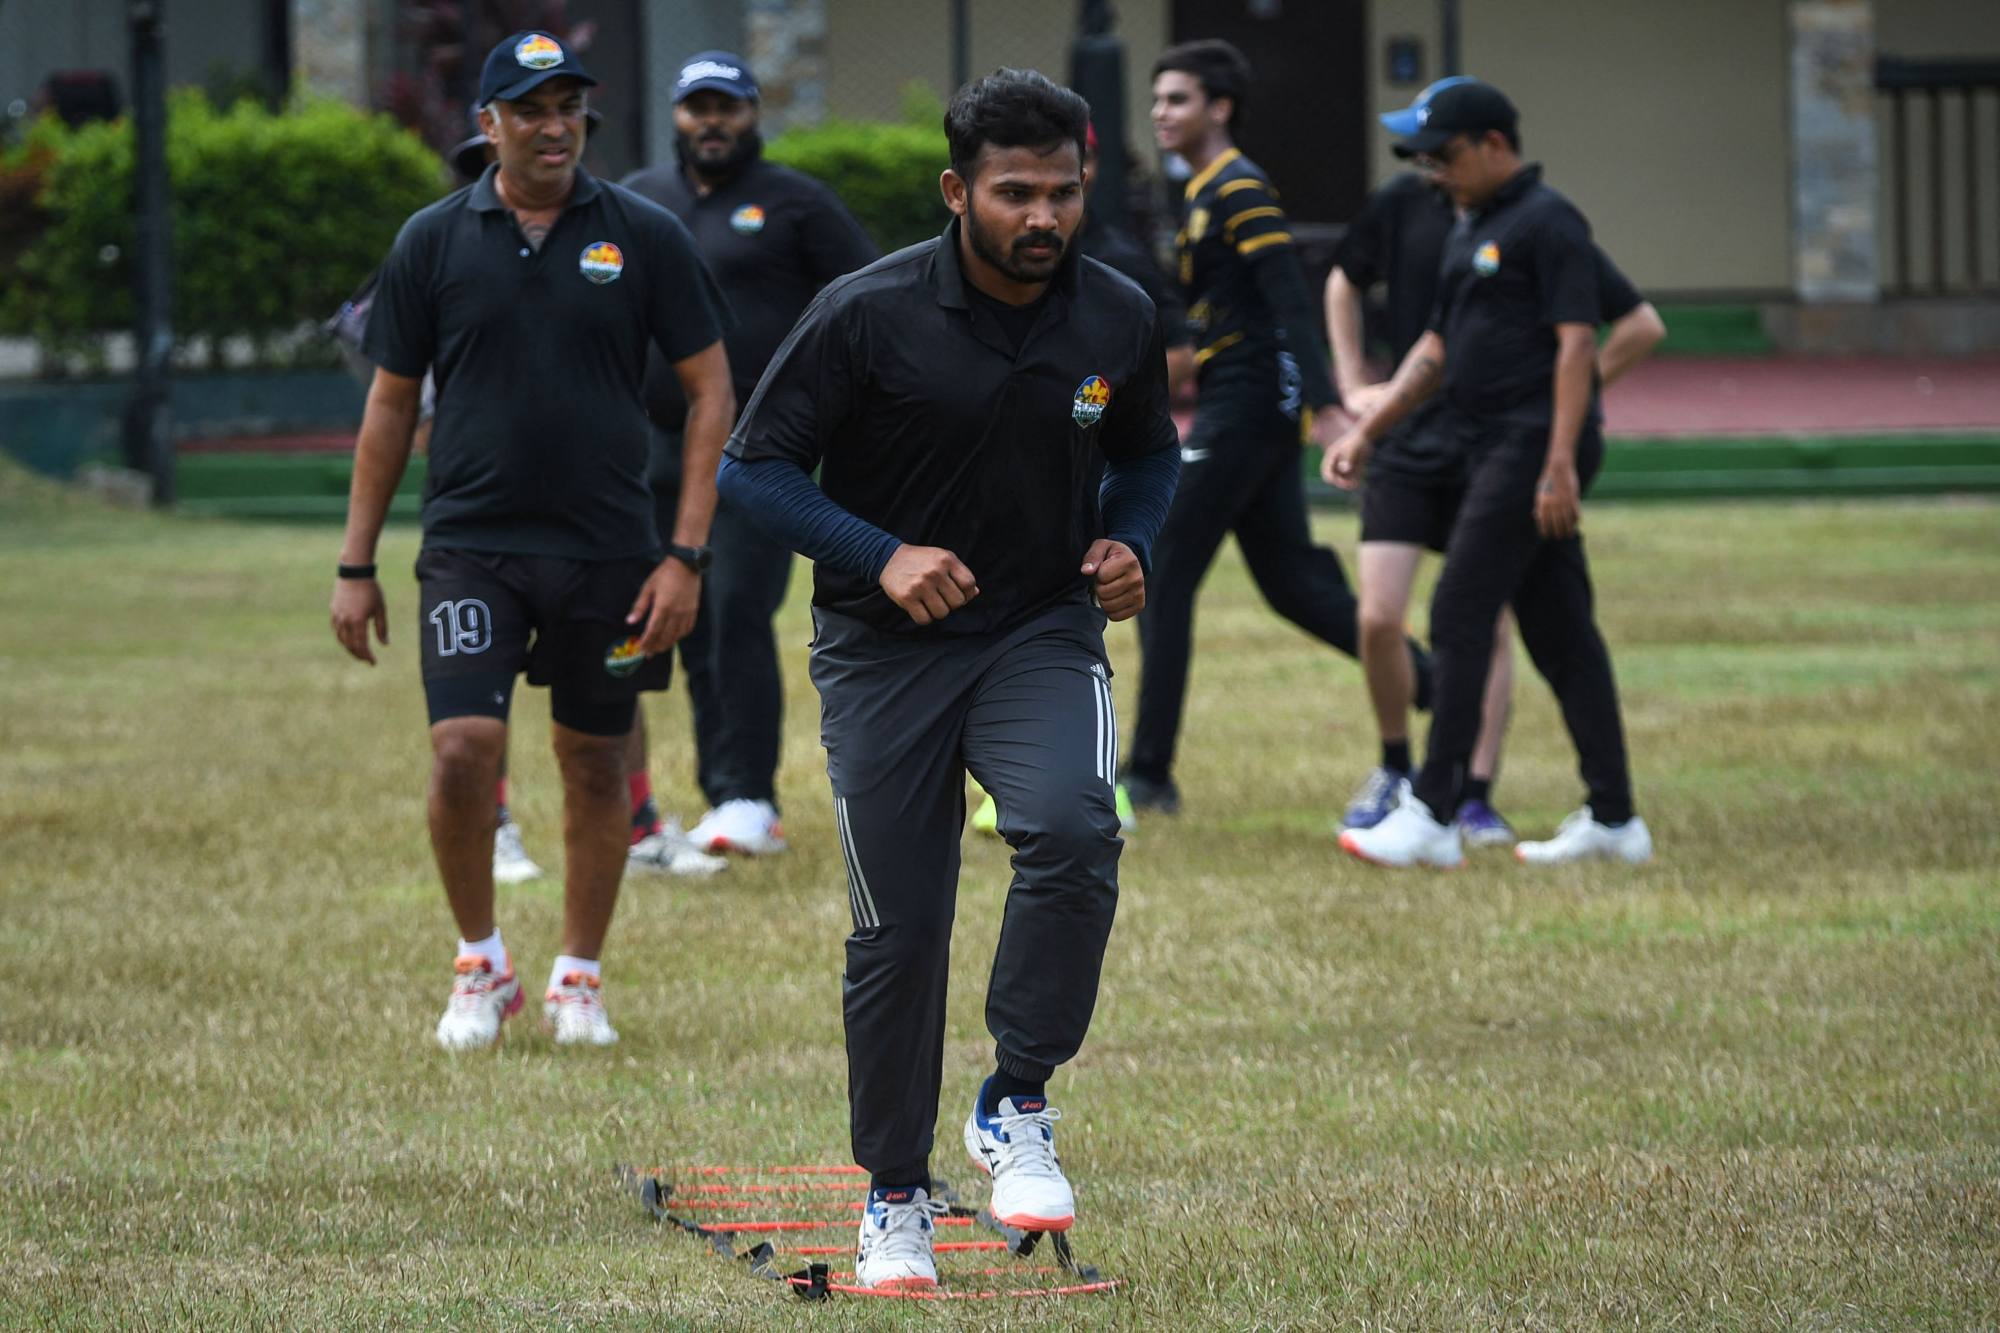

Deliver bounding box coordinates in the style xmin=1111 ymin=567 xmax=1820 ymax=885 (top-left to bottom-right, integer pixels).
xmin=674 ymin=50 xmax=759 ymax=102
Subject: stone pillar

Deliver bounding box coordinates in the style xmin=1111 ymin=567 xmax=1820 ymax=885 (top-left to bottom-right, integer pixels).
xmin=1790 ymin=0 xmax=1878 ymax=301
xmin=292 ymin=0 xmax=368 ymax=105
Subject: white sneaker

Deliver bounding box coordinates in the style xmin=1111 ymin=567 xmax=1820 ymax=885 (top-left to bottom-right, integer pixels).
xmin=1338 ymin=797 xmax=1465 ymax=868
xmin=492 ymin=817 xmax=544 ymax=884
xmin=628 ymin=823 xmax=729 ymax=877
xmin=1515 ymin=809 xmax=1653 ymax=865
xmin=435 ymin=954 xmax=523 ymax=1051
xmin=543 ymin=972 xmax=620 ymax=1046
xmin=963 ymin=1079 xmax=1075 ymax=1232
xmin=854 ymin=1186 xmax=944 ymax=1290
xmin=688 ymin=799 xmax=788 ymax=855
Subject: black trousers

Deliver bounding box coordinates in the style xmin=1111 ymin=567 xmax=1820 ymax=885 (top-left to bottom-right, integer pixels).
xmin=809 ymin=602 xmax=1122 ymax=1178
xmin=652 ymin=431 xmax=794 ymax=807
xmin=1129 ymin=405 xmax=1360 ymax=782
xmin=1411 ymin=422 xmax=1634 ymax=824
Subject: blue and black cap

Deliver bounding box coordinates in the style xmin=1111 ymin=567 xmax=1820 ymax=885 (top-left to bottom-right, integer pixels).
xmin=477 ymin=30 xmax=597 ymax=107
xmin=674 ymin=50 xmax=759 ymax=103
xmin=1383 ymin=77 xmax=1516 ymax=158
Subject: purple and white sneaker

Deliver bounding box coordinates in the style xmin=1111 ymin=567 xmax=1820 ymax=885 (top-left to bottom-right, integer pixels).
xmin=1341 ymin=766 xmax=1409 ymax=830
xmin=1454 ymin=799 xmax=1516 ymax=848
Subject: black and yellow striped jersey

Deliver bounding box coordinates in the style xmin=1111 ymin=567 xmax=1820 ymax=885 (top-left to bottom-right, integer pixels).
xmin=1174 ymin=147 xmax=1331 ymax=409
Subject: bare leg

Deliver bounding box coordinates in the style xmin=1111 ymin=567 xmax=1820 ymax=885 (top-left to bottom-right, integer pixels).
xmin=554 ymin=720 xmax=631 ymax=961
xmin=1470 ymin=607 xmax=1516 ymax=784
xmin=1357 ymin=543 xmax=1425 ymax=743
xmin=429 ymin=716 xmax=508 ymax=941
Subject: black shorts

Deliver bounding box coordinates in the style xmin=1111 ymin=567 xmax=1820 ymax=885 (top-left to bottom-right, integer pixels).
xmin=1359 ymin=468 xmax=1465 ymax=552
xmin=413 ymin=547 xmax=673 ymax=736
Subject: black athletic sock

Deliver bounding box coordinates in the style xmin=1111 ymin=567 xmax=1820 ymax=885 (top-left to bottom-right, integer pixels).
xmin=869 ymin=1163 xmax=930 ymax=1195
xmin=1461 ymin=776 xmax=1490 ymax=805
xmin=983 ymin=1070 xmax=1046 ymax=1115
xmin=1381 ymin=740 xmax=1412 ymax=774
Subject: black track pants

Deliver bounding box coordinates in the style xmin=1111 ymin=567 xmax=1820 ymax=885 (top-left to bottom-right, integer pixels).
xmin=809 ymin=602 xmax=1123 ymax=1176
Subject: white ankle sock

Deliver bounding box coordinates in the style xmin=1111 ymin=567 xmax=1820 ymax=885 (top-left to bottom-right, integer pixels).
xmin=549 ymin=954 xmax=600 ymax=990
xmin=458 ymin=928 xmax=508 ymax=974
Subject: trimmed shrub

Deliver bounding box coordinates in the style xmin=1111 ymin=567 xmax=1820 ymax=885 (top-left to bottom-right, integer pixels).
xmin=0 ymin=92 xmax=444 ymax=366
xmin=765 ymin=92 xmax=951 ymax=254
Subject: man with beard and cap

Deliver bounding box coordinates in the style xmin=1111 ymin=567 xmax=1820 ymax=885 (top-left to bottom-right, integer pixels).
xmin=1326 ymin=78 xmax=1656 ymax=869
xmin=716 ymin=69 xmax=1179 ymax=1289
xmin=1326 ymin=77 xmax=1666 ymax=845
xmin=619 ymin=51 xmax=878 ymax=862
xmin=330 ymin=31 xmax=736 ymax=1049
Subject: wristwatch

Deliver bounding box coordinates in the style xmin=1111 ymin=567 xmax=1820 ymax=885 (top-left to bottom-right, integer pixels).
xmin=665 ymin=543 xmax=713 ymax=572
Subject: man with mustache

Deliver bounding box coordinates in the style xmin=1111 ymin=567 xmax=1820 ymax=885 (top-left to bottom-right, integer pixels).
xmin=717 ymin=69 xmax=1179 ymax=1289
xmin=619 ymin=52 xmax=877 ymax=864
xmin=329 ymin=32 xmax=735 ymax=1049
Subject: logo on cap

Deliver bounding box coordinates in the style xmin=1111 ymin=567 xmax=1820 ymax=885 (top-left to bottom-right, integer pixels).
xmin=1416 ymin=104 xmax=1432 ymax=126
xmin=1473 ymin=241 xmax=1500 ymax=277
xmin=1072 ymin=375 xmax=1112 ymax=427
xmin=730 ymin=204 xmax=766 ymax=235
xmin=580 ymin=240 xmax=624 ymax=284
xmin=679 ymin=58 xmax=742 ymax=88
xmin=515 ymin=34 xmax=564 ymax=70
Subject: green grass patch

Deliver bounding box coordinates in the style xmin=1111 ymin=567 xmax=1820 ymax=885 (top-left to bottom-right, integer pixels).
xmin=2 ymin=472 xmax=1997 ymax=1327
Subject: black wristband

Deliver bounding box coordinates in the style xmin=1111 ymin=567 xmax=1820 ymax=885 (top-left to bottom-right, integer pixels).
xmin=337 ymin=563 xmax=378 ymax=580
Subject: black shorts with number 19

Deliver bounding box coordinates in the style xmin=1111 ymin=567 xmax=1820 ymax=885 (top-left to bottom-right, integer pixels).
xmin=413 ymin=548 xmax=673 ymax=736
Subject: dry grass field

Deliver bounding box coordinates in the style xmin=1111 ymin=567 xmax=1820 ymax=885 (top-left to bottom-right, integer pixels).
xmin=3 ymin=466 xmax=1996 ymax=1328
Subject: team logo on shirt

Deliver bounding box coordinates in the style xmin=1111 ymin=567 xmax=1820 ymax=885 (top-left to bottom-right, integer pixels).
xmin=604 ymin=637 xmax=646 ymax=677
xmin=1072 ymin=375 xmax=1112 ymax=427
xmin=514 ymin=34 xmax=564 ymax=70
xmin=1474 ymin=240 xmax=1501 ymax=277
xmin=1185 ymin=206 xmax=1210 ymax=242
xmin=579 ymin=241 xmax=624 ymax=284
xmin=730 ymin=204 xmax=766 ymax=235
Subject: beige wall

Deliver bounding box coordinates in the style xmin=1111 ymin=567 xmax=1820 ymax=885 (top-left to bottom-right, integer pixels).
xmin=1368 ymin=0 xmax=1795 ymax=295
xmin=823 ymin=0 xmax=1169 ymax=171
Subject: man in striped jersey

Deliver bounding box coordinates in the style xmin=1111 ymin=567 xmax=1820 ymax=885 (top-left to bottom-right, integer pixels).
xmin=1123 ymin=39 xmax=1426 ymax=816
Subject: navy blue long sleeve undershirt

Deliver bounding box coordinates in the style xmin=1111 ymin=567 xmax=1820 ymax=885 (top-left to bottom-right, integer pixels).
xmin=716 ymin=447 xmax=1181 ymax=583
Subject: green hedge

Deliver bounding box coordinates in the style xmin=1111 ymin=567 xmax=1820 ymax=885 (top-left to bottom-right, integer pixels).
xmin=0 ymin=92 xmax=444 ymax=364
xmin=765 ymin=89 xmax=950 ymax=254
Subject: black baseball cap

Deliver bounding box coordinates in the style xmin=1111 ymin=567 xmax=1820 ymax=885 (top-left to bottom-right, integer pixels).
xmin=1390 ymin=78 xmax=1517 ymax=158
xmin=673 ymin=50 xmax=759 ymax=102
xmin=476 ymin=30 xmax=597 ymax=107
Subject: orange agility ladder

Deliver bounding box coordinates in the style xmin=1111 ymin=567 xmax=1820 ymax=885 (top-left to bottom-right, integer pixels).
xmin=615 ymin=1162 xmax=1119 ymax=1301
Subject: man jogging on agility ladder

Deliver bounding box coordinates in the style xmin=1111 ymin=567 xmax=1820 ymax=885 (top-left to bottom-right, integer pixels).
xmin=1327 ymin=79 xmax=1654 ymax=869
xmin=718 ymin=70 xmax=1178 ymax=1289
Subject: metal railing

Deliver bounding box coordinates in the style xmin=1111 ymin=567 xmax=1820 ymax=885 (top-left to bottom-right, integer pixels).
xmin=1876 ymin=56 xmax=2000 ymax=296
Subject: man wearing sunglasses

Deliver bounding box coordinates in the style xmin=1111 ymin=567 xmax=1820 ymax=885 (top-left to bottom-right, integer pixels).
xmin=1325 ymin=80 xmax=1655 ymax=869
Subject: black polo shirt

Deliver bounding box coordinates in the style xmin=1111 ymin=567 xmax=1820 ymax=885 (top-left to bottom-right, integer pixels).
xmin=621 ymin=154 xmax=878 ymax=429
xmin=1343 ymin=172 xmax=1646 ymax=475
xmin=364 ymin=164 xmax=730 ymax=559
xmin=1428 ymin=164 xmax=1604 ymax=427
xmin=727 ymin=218 xmax=1179 ymax=636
